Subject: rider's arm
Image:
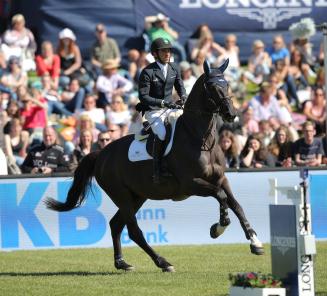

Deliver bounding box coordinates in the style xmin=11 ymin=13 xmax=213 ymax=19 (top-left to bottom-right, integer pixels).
xmin=139 ymin=70 xmax=164 ymax=107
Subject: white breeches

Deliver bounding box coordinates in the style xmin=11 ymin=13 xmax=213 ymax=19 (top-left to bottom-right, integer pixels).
xmin=145 ymin=110 xmax=168 ymax=141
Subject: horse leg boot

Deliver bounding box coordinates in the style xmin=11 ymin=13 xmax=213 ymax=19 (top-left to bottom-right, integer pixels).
xmin=152 ymin=136 xmax=170 ymax=184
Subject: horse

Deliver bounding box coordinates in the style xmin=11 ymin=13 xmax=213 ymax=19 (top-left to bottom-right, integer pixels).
xmin=45 ymin=59 xmax=264 ymax=272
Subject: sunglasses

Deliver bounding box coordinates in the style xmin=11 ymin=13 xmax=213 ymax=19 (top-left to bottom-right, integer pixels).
xmin=96 ymin=29 xmax=104 ymax=33
xmin=99 ymin=138 xmax=110 ymax=142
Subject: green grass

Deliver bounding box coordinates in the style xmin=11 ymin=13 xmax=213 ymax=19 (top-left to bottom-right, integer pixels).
xmin=0 ymin=242 xmax=326 ymax=296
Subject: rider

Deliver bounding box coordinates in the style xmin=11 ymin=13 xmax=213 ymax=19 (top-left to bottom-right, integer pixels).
xmin=138 ymin=37 xmax=187 ymax=184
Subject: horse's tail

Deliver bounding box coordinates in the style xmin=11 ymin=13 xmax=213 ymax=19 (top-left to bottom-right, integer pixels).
xmin=45 ymin=150 xmax=100 ymax=212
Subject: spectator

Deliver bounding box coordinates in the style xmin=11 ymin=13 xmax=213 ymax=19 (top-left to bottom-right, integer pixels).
xmin=190 ymin=30 xmax=224 ymax=64
xmin=93 ymin=130 xmax=111 ymax=150
xmin=57 ymin=28 xmax=89 ymax=88
xmin=145 ymin=13 xmax=186 ymax=62
xmin=218 ymin=130 xmax=240 ymax=168
xmin=0 ymin=56 xmax=28 ymax=99
xmin=19 ymin=85 xmax=47 ymax=143
xmin=21 ymin=126 xmax=70 ymax=174
xmin=248 ymin=82 xmax=291 ymax=125
xmin=3 ymin=100 xmax=20 ymax=135
xmin=106 ymin=95 xmax=131 ymax=137
xmin=240 ymin=133 xmax=275 ymax=168
xmin=190 ymin=50 xmax=206 ymax=78
xmin=293 ymin=121 xmax=323 ymax=167
xmin=0 ymin=14 xmax=36 ymax=71
xmin=241 ymin=106 xmax=259 ymax=137
xmin=60 ymin=78 xmax=85 ymax=113
xmin=4 ymin=118 xmax=29 ymax=169
xmin=0 ymin=147 xmax=8 ymax=175
xmin=0 ymin=50 xmax=7 ymax=77
xmin=267 ymin=35 xmax=290 ymax=66
xmin=79 ymin=93 xmax=106 ymax=132
xmin=244 ymin=40 xmax=271 ymax=85
xmin=70 ymin=129 xmax=94 ymax=171
xmin=268 ymin=125 xmax=293 ymax=167
xmin=107 ymin=123 xmax=121 ymax=141
xmin=95 ymin=59 xmax=133 ymax=107
xmin=258 ymin=119 xmax=275 ymax=147
xmin=303 ymin=87 xmax=326 ymax=136
xmin=90 ymin=23 xmax=121 ymax=78
xmin=35 ymin=41 xmax=61 ymax=89
xmin=179 ymin=61 xmax=196 ymax=96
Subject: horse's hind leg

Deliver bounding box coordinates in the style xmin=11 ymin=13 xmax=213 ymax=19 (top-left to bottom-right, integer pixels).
xmin=113 ymin=190 xmax=175 ymax=272
xmin=220 ymin=177 xmax=264 ymax=255
xmin=109 ymin=197 xmax=146 ymax=271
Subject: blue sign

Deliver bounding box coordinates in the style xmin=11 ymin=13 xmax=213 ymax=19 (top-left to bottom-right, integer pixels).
xmin=310 ymin=175 xmax=327 ymax=239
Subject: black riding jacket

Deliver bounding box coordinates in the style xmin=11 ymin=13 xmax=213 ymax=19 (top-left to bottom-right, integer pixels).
xmin=138 ymin=62 xmax=186 ymax=110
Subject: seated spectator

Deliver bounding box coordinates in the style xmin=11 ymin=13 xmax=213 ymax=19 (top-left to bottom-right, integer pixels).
xmin=107 ymin=123 xmax=122 ymax=141
xmin=60 ymin=78 xmax=85 ymax=113
xmin=93 ymin=130 xmax=112 ymax=151
xmin=218 ymin=130 xmax=240 ymax=168
xmin=19 ymin=85 xmax=47 ymax=143
xmin=0 ymin=56 xmax=28 ymax=99
xmin=127 ymin=49 xmax=150 ymax=85
xmin=70 ymin=129 xmax=94 ymax=171
xmin=0 ymin=14 xmax=36 ymax=71
xmin=241 ymin=106 xmax=259 ymax=137
xmin=79 ymin=93 xmax=106 ymax=132
xmin=190 ymin=30 xmax=224 ymax=65
xmin=289 ymin=18 xmax=316 ymax=67
xmin=21 ymin=126 xmax=70 ymax=174
xmin=216 ymin=34 xmax=241 ymax=90
xmin=293 ymin=121 xmax=323 ymax=167
xmin=268 ymin=125 xmax=293 ymax=167
xmin=35 ymin=41 xmax=60 ymax=89
xmin=144 ymin=13 xmax=186 ymax=62
xmin=90 ymin=23 xmax=121 ymax=79
xmin=96 ymin=59 xmax=133 ymax=107
xmin=248 ymin=82 xmax=291 ymax=125
xmin=303 ymin=87 xmax=326 ymax=136
xmin=244 ymin=40 xmax=271 ymax=85
xmin=258 ymin=119 xmax=275 ymax=147
xmin=3 ymin=100 xmax=20 ymax=135
xmin=187 ymin=24 xmax=213 ymax=59
xmin=240 ymin=133 xmax=275 ymax=168
xmin=57 ymin=28 xmax=89 ymax=88
xmin=179 ymin=61 xmax=196 ymax=96
xmin=4 ymin=118 xmax=29 ymax=169
xmin=106 ymin=95 xmax=131 ymax=137
xmin=40 ymin=74 xmax=72 ymax=117
xmin=190 ymin=50 xmax=206 ymax=78
xmin=267 ymin=35 xmax=290 ymax=66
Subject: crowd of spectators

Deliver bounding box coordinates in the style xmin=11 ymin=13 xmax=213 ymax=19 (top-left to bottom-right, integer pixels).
xmin=0 ymin=13 xmax=326 ymax=175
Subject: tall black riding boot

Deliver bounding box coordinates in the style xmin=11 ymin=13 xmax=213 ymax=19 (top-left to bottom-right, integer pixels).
xmin=152 ymin=136 xmax=165 ymax=184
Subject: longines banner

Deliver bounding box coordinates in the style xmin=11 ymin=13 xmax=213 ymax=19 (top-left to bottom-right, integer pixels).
xmin=135 ymin=0 xmax=327 ymax=32
xmin=0 ymin=170 xmax=326 ymax=251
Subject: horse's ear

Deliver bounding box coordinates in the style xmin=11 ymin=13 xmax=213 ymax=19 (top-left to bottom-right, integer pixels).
xmin=218 ymin=58 xmax=229 ymax=73
xmin=203 ymin=60 xmax=211 ymax=77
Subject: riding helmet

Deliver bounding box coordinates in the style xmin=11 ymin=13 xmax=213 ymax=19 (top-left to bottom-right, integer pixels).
xmin=150 ymin=38 xmax=172 ymax=53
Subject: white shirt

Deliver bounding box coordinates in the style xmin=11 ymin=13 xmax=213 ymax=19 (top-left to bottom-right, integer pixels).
xmin=156 ymin=61 xmax=168 ymax=79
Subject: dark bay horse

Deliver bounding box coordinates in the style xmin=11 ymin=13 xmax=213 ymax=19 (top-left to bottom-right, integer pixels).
xmin=46 ymin=59 xmax=264 ymax=272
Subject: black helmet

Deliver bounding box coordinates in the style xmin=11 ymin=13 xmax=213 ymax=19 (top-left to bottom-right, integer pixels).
xmin=150 ymin=38 xmax=172 ymax=53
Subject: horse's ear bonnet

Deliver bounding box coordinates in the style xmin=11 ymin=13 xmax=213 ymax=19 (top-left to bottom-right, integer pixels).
xmin=218 ymin=58 xmax=229 ymax=73
xmin=203 ymin=60 xmax=211 ymax=77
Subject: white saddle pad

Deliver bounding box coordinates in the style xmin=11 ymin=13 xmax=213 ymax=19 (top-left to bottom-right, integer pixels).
xmin=128 ymin=109 xmax=182 ymax=162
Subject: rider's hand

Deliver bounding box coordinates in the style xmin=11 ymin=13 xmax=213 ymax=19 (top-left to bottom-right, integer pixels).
xmin=176 ymin=99 xmax=185 ymax=107
xmin=163 ymin=101 xmax=180 ymax=109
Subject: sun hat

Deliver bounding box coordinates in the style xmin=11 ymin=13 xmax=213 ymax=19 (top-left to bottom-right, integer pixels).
xmin=102 ymin=59 xmax=120 ymax=70
xmin=180 ymin=61 xmax=191 ymax=72
xmin=59 ymin=28 xmax=76 ymax=41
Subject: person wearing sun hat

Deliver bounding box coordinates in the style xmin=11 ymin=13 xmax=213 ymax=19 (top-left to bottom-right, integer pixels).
xmin=95 ymin=59 xmax=133 ymax=108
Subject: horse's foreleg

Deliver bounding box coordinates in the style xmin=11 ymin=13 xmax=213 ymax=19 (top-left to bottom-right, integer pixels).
xmin=186 ymin=178 xmax=230 ymax=238
xmin=220 ymin=177 xmax=264 ymax=255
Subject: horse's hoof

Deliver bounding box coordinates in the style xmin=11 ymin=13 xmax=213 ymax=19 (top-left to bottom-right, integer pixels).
xmin=250 ymin=244 xmax=264 ymax=255
xmin=210 ymin=223 xmax=227 ymax=239
xmin=162 ymin=265 xmax=175 ymax=273
xmin=115 ymin=259 xmax=135 ymax=271
xmin=220 ymin=217 xmax=231 ymax=227
xmin=155 ymin=256 xmax=174 ymax=272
